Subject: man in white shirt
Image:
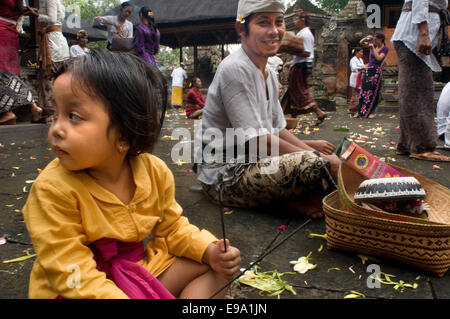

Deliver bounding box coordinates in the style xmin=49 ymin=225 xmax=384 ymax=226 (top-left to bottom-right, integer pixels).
xmin=70 ymin=30 xmax=91 ymax=58
xmin=391 ymin=0 xmax=450 ymax=161
xmin=197 ymin=0 xmax=340 ymax=218
xmin=284 ymin=10 xmax=326 ymax=126
xmin=170 ymin=64 xmax=188 ymax=107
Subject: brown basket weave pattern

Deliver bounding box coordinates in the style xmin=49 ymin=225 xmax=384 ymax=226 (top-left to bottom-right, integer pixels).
xmin=324 ymin=162 xmax=450 ymax=277
xmin=324 ymin=191 xmax=450 ymax=277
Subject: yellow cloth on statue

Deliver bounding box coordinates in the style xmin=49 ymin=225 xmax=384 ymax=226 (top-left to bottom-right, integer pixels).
xmin=171 ymin=86 xmax=184 ymax=106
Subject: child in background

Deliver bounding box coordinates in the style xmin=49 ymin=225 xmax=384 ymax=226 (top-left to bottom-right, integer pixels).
xmin=22 ymin=50 xmax=241 ymax=299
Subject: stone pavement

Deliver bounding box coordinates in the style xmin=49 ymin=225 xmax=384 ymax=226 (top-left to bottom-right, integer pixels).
xmin=0 ymin=104 xmax=449 ymax=299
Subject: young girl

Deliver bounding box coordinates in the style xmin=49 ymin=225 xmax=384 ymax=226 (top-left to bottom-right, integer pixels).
xmin=22 ymin=50 xmax=241 ymax=299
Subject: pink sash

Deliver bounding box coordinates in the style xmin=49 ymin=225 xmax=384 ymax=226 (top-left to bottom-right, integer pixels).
xmin=58 ymin=238 xmax=175 ymax=299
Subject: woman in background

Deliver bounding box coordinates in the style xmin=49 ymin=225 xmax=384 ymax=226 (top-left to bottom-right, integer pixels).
xmin=0 ymin=1 xmax=42 ymax=124
xmin=355 ymin=33 xmax=388 ymax=119
xmin=95 ymin=1 xmax=133 ymax=50
xmin=134 ymin=7 xmax=160 ymax=67
xmin=348 ymin=47 xmax=365 ymax=116
xmin=28 ymin=0 xmax=70 ymax=122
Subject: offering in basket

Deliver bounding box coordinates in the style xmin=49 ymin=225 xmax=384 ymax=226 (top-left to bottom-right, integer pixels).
xmin=354 ymin=177 xmax=428 ymax=218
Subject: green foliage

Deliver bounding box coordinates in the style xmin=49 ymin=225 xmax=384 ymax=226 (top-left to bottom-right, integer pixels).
xmin=65 ymin=0 xmax=120 ymax=24
xmin=64 ymin=0 xmax=120 ymax=49
xmin=315 ymin=0 xmax=349 ymax=13
xmin=156 ymin=47 xmax=188 ymax=71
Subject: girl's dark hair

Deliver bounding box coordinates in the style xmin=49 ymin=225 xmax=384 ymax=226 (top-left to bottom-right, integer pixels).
xmin=140 ymin=6 xmax=157 ymax=42
xmin=353 ymin=47 xmax=362 ymax=55
xmin=56 ymin=49 xmax=167 ymax=156
xmin=374 ymin=32 xmax=385 ymax=43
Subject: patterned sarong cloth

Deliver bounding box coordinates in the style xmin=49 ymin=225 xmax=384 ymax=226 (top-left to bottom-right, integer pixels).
xmin=171 ymin=86 xmax=183 ymax=106
xmin=358 ymin=66 xmax=382 ymax=117
xmin=201 ymin=151 xmax=336 ymax=208
xmin=282 ymin=63 xmax=315 ymax=117
xmin=0 ymin=72 xmax=33 ymax=115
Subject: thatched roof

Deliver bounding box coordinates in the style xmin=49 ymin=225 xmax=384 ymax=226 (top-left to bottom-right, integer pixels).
xmin=99 ymin=0 xmax=325 ymax=48
xmin=103 ymin=0 xmax=239 ymax=26
xmin=99 ymin=0 xmax=240 ymax=48
xmin=23 ymin=14 xmax=107 ymax=42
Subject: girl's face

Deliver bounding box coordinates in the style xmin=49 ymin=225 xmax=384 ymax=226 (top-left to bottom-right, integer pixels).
xmin=356 ymin=50 xmax=363 ymax=58
xmin=49 ymin=73 xmax=123 ymax=172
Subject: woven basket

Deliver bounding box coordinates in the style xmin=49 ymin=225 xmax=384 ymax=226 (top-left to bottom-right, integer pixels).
xmin=338 ymin=163 xmax=450 ymax=225
xmin=323 ymin=163 xmax=450 ymax=277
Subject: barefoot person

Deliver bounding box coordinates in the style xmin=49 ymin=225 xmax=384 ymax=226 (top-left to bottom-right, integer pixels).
xmin=355 ymin=33 xmax=388 ymax=119
xmin=196 ymin=0 xmax=340 ymax=218
xmin=391 ymin=0 xmax=450 ymax=162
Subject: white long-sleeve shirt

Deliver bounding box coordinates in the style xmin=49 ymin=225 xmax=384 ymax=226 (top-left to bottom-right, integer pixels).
xmin=38 ymin=0 xmax=69 ymax=63
xmin=94 ymin=15 xmax=133 ymax=44
xmin=349 ymin=56 xmax=365 ymax=88
xmin=391 ymin=0 xmax=448 ymax=72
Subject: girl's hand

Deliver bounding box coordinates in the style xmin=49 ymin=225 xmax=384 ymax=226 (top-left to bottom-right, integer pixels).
xmin=203 ymin=240 xmax=241 ymax=280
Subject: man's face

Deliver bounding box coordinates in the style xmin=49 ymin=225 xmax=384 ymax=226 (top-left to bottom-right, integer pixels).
xmin=240 ymin=12 xmax=286 ymax=58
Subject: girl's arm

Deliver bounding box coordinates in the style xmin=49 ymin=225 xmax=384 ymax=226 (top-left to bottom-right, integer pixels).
xmin=151 ymin=167 xmax=217 ymax=263
xmin=23 ymin=181 xmax=129 ymax=299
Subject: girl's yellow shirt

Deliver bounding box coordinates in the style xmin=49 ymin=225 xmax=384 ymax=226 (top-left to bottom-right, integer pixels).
xmin=23 ymin=153 xmax=217 ymax=299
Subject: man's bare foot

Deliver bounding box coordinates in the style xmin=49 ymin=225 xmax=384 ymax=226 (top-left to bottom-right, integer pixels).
xmin=284 ymin=194 xmax=325 ymax=218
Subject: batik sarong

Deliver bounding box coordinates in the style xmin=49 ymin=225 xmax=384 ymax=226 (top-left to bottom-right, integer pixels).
xmin=358 ymin=66 xmax=383 ymax=117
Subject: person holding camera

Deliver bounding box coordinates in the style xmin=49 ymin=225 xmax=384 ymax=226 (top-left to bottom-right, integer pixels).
xmin=355 ymin=33 xmax=388 ymax=119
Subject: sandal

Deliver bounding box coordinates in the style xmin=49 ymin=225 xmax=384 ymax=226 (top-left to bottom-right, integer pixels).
xmin=409 ymin=151 xmax=450 ymax=162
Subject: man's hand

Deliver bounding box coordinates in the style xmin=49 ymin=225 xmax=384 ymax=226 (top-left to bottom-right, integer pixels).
xmin=305 ymin=140 xmax=336 ymax=155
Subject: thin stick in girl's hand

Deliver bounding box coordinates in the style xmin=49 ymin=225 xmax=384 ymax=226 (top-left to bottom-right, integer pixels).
xmin=209 ymin=219 xmax=312 ymax=299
